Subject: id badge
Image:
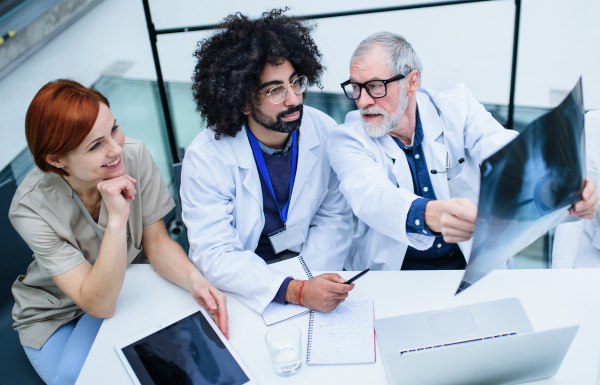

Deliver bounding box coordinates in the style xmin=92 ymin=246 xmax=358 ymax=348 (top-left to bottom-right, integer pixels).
xmin=268 ymin=225 xmax=305 ymax=254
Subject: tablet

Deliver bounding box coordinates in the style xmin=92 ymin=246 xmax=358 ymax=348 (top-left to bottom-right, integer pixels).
xmin=115 ymin=306 xmax=257 ymax=385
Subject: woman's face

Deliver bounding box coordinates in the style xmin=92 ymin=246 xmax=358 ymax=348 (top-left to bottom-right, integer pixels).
xmin=59 ymin=103 xmax=126 ymax=184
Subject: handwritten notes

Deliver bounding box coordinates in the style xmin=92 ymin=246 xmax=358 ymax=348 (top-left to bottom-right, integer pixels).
xmin=307 ymin=300 xmax=375 ymax=365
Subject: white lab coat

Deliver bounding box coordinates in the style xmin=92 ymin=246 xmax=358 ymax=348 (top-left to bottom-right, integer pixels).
xmin=181 ymin=106 xmax=354 ymax=314
xmin=328 ymin=84 xmax=519 ymax=271
xmin=553 ymin=110 xmax=600 ymax=268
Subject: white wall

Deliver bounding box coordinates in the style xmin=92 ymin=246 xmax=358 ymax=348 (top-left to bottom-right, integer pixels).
xmin=1 ymin=0 xmax=599 ymax=170
xmin=149 ymin=0 xmax=600 ymax=108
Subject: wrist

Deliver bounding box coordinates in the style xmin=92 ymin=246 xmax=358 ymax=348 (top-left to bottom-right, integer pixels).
xmin=424 ymin=200 xmax=441 ymax=233
xmin=285 ymin=280 xmax=301 ymax=305
xmin=298 ymin=280 xmax=306 ymax=306
xmin=186 ymin=267 xmax=205 ymax=293
xmin=106 ymin=218 xmax=127 ymax=231
xmin=107 ymin=205 xmax=129 ymax=226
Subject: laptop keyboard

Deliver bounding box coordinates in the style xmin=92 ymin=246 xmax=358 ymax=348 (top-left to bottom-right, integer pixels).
xmin=399 ymin=332 xmax=517 ymax=355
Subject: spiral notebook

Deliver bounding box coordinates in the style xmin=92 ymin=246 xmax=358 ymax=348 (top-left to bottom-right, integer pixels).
xmin=307 ymin=300 xmax=376 ymax=365
xmin=261 ymin=256 xmax=313 ymax=326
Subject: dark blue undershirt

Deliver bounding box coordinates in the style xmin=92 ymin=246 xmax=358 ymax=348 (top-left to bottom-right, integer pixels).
xmin=250 ymin=134 xmax=295 ymax=304
xmin=255 ymin=148 xmax=292 ymax=262
xmin=395 ymin=107 xmax=465 ymax=270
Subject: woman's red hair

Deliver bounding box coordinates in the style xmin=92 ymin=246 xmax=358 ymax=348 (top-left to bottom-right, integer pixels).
xmin=26 ymin=79 xmax=110 ymax=176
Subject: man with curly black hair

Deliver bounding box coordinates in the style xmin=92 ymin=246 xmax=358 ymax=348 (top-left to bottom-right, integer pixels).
xmin=181 ymin=9 xmax=355 ymax=316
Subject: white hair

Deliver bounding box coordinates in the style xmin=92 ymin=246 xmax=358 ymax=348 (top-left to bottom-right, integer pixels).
xmin=351 ymin=32 xmax=423 ymax=85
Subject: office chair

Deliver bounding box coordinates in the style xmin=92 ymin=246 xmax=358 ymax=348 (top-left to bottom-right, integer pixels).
xmin=169 ymin=162 xmax=189 ymax=252
xmin=0 ymin=179 xmax=45 ymax=384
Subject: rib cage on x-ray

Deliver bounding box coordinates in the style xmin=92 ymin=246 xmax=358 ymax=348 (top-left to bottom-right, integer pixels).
xmin=457 ymin=79 xmax=586 ymax=294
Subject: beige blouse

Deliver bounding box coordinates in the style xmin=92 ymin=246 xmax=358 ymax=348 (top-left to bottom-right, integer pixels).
xmin=10 ymin=137 xmax=175 ymax=349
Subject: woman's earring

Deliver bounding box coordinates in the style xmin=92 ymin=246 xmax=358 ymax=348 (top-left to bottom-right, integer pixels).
xmin=60 ymin=165 xmax=64 ymax=168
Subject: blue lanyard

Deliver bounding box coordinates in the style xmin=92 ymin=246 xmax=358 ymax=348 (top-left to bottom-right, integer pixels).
xmin=246 ymin=124 xmax=298 ymax=224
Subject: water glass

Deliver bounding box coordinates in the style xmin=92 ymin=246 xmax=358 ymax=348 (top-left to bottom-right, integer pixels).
xmin=265 ymin=324 xmax=302 ymax=376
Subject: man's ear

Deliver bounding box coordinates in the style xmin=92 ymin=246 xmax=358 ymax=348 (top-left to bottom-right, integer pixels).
xmin=44 ymin=154 xmax=63 ymax=169
xmin=406 ymin=70 xmax=420 ymax=97
xmin=241 ymin=105 xmax=250 ymax=115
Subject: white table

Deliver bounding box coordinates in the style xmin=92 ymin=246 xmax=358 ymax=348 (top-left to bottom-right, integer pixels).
xmin=77 ymin=265 xmax=600 ymax=384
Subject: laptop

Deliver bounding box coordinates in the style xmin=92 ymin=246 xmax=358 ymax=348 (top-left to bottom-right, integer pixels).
xmin=374 ymin=298 xmax=578 ymax=385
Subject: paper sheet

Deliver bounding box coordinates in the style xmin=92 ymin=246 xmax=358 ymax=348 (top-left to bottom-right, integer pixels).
xmin=307 ymin=300 xmax=375 ymax=365
xmin=457 ymin=79 xmax=586 ymax=294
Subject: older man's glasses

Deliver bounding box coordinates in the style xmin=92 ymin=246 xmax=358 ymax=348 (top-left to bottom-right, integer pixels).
xmin=341 ymin=74 xmax=406 ymax=100
xmin=257 ymin=76 xmax=308 ymax=104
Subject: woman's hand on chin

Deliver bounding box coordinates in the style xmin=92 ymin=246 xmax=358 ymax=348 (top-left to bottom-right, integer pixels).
xmin=97 ymin=174 xmax=137 ymax=225
xmin=190 ymin=275 xmax=229 ymax=339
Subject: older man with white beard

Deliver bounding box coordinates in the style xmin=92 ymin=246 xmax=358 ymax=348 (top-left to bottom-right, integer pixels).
xmin=327 ymin=32 xmax=598 ymax=271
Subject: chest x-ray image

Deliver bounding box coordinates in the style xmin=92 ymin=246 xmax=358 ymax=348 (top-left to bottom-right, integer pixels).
xmin=457 ymin=79 xmax=585 ymax=294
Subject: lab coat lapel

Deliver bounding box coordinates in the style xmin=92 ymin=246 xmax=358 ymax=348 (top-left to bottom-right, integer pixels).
xmin=423 ymin=140 xmax=450 ymax=201
xmin=418 ymin=95 xmax=451 ymax=201
xmin=379 ymin=135 xmax=414 ymax=193
xmin=289 ymin=125 xmax=318 ymax=211
xmin=237 ymin=126 xmax=263 ymax=209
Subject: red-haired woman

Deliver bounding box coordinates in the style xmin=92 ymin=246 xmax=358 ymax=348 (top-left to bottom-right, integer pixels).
xmin=9 ymin=79 xmax=228 ymax=384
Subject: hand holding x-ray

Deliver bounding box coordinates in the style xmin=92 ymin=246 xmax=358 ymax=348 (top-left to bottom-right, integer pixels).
xmin=425 ymin=198 xmax=478 ymax=243
xmin=568 ymin=178 xmax=598 ymax=219
xmin=457 ymin=78 xmax=587 ymax=294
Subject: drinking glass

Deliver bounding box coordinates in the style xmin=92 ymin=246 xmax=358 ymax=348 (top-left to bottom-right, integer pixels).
xmin=265 ymin=324 xmax=302 ymax=376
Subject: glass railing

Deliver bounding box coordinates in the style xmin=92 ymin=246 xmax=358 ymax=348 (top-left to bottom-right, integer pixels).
xmin=0 ymin=75 xmax=555 ymax=268
xmin=0 ymin=146 xmax=34 ymax=185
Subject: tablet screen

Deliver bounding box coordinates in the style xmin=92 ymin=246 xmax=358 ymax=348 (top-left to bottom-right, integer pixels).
xmin=121 ymin=311 xmax=250 ymax=385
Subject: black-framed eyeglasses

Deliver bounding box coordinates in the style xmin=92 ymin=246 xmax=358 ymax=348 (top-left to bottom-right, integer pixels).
xmin=340 ymin=74 xmax=406 ymax=100
xmin=255 ymin=75 xmax=308 ymax=104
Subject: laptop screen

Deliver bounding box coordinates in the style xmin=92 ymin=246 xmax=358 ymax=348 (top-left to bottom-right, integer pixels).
xmin=121 ymin=311 xmax=249 ymax=385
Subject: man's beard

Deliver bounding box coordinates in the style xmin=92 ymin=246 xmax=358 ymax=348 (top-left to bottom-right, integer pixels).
xmin=361 ymin=82 xmax=409 ymax=138
xmin=250 ymin=104 xmax=303 ymax=133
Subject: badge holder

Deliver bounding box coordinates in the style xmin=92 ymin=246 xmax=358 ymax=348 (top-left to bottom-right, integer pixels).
xmin=268 ymin=225 xmax=305 ymax=255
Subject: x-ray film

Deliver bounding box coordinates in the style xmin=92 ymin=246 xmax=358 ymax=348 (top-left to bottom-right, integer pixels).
xmin=457 ymin=79 xmax=586 ymax=294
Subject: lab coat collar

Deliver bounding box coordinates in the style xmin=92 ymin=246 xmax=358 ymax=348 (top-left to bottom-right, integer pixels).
xmin=377 ymin=91 xmax=443 ymax=163
xmin=416 ymin=89 xmax=451 ymax=201
xmin=237 ymin=125 xmax=263 ymax=208
xmin=236 ymin=119 xmax=320 ymax=212
xmin=346 ymin=110 xmax=413 ymax=191
xmin=289 ymin=119 xmax=319 ymax=211
xmin=237 ymin=124 xmax=256 ymax=170
xmin=378 ymin=135 xmax=414 ymax=193
xmin=416 ymin=90 xmax=444 ymax=142
xmin=379 ymin=133 xmax=403 ymax=163
xmin=422 ymin=139 xmax=451 ymax=201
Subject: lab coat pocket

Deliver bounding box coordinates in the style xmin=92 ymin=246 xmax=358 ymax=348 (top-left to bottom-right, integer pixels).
xmin=448 ymin=164 xmax=479 ymax=204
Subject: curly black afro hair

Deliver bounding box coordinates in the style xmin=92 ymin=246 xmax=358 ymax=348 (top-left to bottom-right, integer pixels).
xmin=192 ymin=8 xmax=324 ymax=139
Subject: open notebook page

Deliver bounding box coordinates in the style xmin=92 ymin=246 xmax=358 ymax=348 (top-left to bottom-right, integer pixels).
xmin=261 ymin=256 xmax=312 ymax=326
xmin=307 ymin=300 xmax=375 ymax=365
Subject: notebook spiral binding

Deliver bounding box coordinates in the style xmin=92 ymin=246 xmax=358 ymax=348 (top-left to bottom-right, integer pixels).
xmin=306 ymin=310 xmax=315 ymax=363
xmin=298 ymin=256 xmax=313 ymax=279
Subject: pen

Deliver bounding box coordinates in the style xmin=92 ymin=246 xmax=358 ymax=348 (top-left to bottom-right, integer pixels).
xmin=344 ymin=268 xmax=370 ymax=284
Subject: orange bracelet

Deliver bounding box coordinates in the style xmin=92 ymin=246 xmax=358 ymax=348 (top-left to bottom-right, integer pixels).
xmin=298 ymin=280 xmax=306 ymax=307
